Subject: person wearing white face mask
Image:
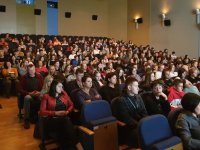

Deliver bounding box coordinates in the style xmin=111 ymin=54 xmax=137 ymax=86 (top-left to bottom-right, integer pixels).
xmin=176 ymin=93 xmax=200 ymax=150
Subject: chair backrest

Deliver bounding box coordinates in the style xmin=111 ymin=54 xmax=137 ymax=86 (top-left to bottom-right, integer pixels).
xmin=81 ymin=100 xmax=112 ymax=124
xmin=138 ymin=114 xmax=173 ymax=149
xmin=111 ymin=97 xmax=120 ymax=117
xmin=168 ymin=108 xmax=183 ymax=135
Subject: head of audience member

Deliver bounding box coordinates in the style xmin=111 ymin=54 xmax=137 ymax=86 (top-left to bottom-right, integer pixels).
xmin=41 ymin=75 xmax=54 ymax=95
xmin=131 ymin=67 xmax=137 ymax=76
xmin=94 ymin=71 xmax=102 ymax=81
xmin=173 ymin=79 xmax=184 ymax=92
xmin=178 ymin=68 xmax=187 ymax=79
xmin=181 ymin=93 xmax=200 ymax=116
xmin=115 ymin=67 xmax=124 ymax=77
xmin=4 ymin=60 xmax=12 ymax=69
xmin=75 ymin=68 xmax=84 ymax=82
xmin=49 ymin=79 xmax=63 ymax=98
xmin=144 ymin=69 xmax=155 ymax=84
xmin=183 ymin=79 xmax=193 ymax=88
xmin=82 ymin=75 xmax=93 ymax=90
xmin=54 ymin=61 xmax=60 ymax=70
xmin=125 ymin=77 xmax=139 ymax=96
xmin=105 ymin=72 xmax=117 ymax=87
xmin=162 ymin=69 xmax=171 ymax=80
xmin=151 ymin=80 xmax=164 ymax=96
xmin=37 ymin=60 xmax=43 ymax=68
xmin=191 ymin=60 xmax=198 ymax=68
xmin=49 ymin=65 xmax=56 ymax=76
xmin=27 ymin=63 xmax=36 ymax=77
xmin=189 ymin=67 xmax=198 ymax=78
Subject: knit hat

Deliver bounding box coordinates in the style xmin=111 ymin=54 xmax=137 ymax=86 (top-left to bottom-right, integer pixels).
xmin=181 ymin=93 xmax=200 ymax=112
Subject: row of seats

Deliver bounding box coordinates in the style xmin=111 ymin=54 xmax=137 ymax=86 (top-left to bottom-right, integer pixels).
xmin=0 ymin=33 xmax=108 ymax=43
xmin=38 ymin=100 xmax=183 ymax=150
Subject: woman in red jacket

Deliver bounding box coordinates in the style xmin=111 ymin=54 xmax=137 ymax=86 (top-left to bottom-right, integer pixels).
xmin=40 ymin=79 xmax=83 ymax=150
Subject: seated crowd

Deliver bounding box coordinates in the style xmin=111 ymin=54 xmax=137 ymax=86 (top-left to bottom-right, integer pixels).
xmin=1 ymin=33 xmax=200 ymax=149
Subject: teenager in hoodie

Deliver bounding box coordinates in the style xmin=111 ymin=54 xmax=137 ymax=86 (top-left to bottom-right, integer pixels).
xmin=168 ymin=78 xmax=184 ymax=110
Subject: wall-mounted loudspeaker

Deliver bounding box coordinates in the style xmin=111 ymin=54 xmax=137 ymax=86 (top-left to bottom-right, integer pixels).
xmin=164 ymin=19 xmax=171 ymax=26
xmin=137 ymin=18 xmax=143 ymax=24
xmin=34 ymin=9 xmax=41 ymax=15
xmin=0 ymin=5 xmax=6 ymax=12
xmin=92 ymin=15 xmax=98 ymax=20
xmin=65 ymin=12 xmax=71 ymax=18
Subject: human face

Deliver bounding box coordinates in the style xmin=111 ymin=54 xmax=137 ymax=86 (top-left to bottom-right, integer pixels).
xmin=175 ymin=83 xmax=183 ymax=92
xmin=132 ymin=68 xmax=137 ymax=75
xmin=194 ymin=103 xmax=200 ymax=115
xmin=6 ymin=62 xmax=11 ymax=68
xmin=95 ymin=73 xmax=101 ymax=81
xmin=109 ymin=75 xmax=117 ymax=85
xmin=47 ymin=78 xmax=53 ymax=87
xmin=119 ymin=70 xmax=124 ymax=77
xmin=165 ymin=71 xmax=170 ymax=79
xmin=28 ymin=66 xmax=36 ymax=77
xmin=38 ymin=61 xmax=43 ymax=67
xmin=153 ymin=84 xmax=163 ymax=96
xmin=151 ymin=73 xmax=155 ymax=81
xmin=128 ymin=81 xmax=139 ymax=95
xmin=76 ymin=73 xmax=84 ymax=82
xmin=83 ymin=77 xmax=92 ymax=88
xmin=193 ymin=70 xmax=198 ymax=78
xmin=56 ymin=83 xmax=63 ymax=94
xmin=49 ymin=66 xmax=56 ymax=75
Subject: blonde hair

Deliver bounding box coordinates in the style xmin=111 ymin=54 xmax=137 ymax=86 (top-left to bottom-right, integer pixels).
xmin=41 ymin=75 xmax=54 ymax=95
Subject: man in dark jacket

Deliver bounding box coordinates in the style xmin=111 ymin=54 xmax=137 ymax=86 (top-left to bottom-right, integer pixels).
xmin=18 ymin=63 xmax=43 ymax=129
xmin=114 ymin=77 xmax=147 ymax=147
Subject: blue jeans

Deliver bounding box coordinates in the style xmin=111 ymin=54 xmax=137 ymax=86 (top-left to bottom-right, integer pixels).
xmin=23 ymin=95 xmax=40 ymax=122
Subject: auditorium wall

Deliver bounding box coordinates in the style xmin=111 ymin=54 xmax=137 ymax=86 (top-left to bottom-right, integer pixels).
xmin=127 ymin=0 xmax=200 ymax=58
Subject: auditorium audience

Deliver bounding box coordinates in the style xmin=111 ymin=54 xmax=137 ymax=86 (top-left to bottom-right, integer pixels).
xmin=1 ymin=34 xmax=200 ymax=148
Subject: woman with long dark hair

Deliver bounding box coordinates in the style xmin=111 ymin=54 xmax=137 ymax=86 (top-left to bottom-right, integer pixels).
xmin=40 ymin=80 xmax=83 ymax=150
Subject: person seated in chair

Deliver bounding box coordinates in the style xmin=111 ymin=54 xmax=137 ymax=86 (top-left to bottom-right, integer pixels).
xmin=64 ymin=68 xmax=84 ymax=97
xmin=18 ymin=63 xmax=44 ymax=129
xmin=176 ymin=93 xmax=200 ymax=150
xmin=99 ymin=72 xmax=120 ymax=103
xmin=76 ymin=75 xmax=102 ymax=110
xmin=114 ymin=77 xmax=148 ymax=147
xmin=142 ymin=79 xmax=171 ymax=116
xmin=2 ymin=60 xmax=19 ymax=98
xmin=40 ymin=79 xmax=83 ymax=150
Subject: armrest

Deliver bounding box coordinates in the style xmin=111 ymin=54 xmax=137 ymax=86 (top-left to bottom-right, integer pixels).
xmin=78 ymin=126 xmax=95 ymax=135
xmin=117 ymin=120 xmax=126 ymax=126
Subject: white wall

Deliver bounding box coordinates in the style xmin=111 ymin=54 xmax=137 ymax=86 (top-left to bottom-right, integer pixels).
xmin=149 ymin=0 xmax=200 ymax=58
xmin=0 ymin=0 xmax=16 ymax=33
xmin=108 ymin=0 xmax=127 ymax=41
xmin=59 ymin=0 xmax=109 ymax=36
xmin=127 ymin=0 xmax=150 ymax=45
